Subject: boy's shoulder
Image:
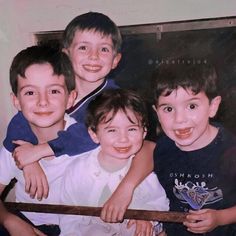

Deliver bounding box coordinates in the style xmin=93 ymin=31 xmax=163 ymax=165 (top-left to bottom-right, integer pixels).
xmin=214 ymin=122 xmax=236 ymax=146
xmin=155 ymin=133 xmax=176 ymax=153
xmin=64 ymin=114 xmax=77 ymax=129
xmin=3 ymin=112 xmax=38 ymax=152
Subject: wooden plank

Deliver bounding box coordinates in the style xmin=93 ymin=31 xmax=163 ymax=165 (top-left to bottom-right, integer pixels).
xmin=5 ymin=202 xmax=187 ymax=223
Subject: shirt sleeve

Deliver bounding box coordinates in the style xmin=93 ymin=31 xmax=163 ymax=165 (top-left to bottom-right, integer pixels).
xmin=3 ymin=111 xmax=97 ymax=157
xmin=131 ymin=172 xmax=170 ymax=212
xmin=3 ymin=111 xmax=38 ymax=152
xmin=0 ymin=147 xmax=17 ymax=185
xmin=48 ymin=122 xmax=98 ymax=157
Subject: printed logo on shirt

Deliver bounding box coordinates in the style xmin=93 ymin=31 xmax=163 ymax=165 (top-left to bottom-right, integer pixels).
xmin=173 ymin=179 xmax=223 ymax=209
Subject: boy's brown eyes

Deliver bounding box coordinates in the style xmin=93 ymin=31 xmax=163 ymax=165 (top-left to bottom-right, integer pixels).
xmin=163 ymin=107 xmax=173 ymax=112
xmin=78 ymin=46 xmax=86 ymax=50
xmin=25 ymin=91 xmax=34 ymax=96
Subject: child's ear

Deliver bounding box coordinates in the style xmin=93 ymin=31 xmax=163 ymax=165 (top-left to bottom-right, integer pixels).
xmin=152 ymin=104 xmax=157 ymax=113
xmin=209 ymin=96 xmax=222 ymax=118
xmin=62 ymin=48 xmax=69 ymax=55
xmin=66 ymin=90 xmax=77 ymax=110
xmin=10 ymin=92 xmax=21 ymax=111
xmin=88 ymin=127 xmax=100 ymax=144
xmin=111 ymin=53 xmax=122 ymax=69
xmin=152 ymin=104 xmax=160 ymax=119
xmin=143 ymin=127 xmax=147 ymax=139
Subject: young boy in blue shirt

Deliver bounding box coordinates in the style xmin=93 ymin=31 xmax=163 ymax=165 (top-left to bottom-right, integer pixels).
xmin=3 ymin=12 xmax=154 ymax=222
xmin=152 ymin=62 xmax=236 ymax=235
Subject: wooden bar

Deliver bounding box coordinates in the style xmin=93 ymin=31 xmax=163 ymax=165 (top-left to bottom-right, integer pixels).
xmin=5 ymin=202 xmax=187 ymax=223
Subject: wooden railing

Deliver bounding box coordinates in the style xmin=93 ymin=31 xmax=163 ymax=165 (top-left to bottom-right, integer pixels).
xmin=5 ymin=202 xmax=187 ymax=223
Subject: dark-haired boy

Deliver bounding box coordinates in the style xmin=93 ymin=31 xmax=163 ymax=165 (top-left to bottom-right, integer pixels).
xmin=0 ymin=45 xmax=77 ymax=236
xmin=152 ymin=62 xmax=236 ymax=235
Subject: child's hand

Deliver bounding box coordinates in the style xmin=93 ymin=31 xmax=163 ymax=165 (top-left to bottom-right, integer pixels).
xmin=127 ymin=219 xmax=153 ymax=236
xmin=101 ymin=182 xmax=133 ymax=222
xmin=184 ymin=209 xmax=220 ymax=234
xmin=23 ymin=162 xmax=49 ymax=200
xmin=12 ymin=140 xmax=39 ymax=168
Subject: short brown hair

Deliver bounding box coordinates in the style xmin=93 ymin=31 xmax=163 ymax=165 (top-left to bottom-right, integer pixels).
xmin=85 ymin=89 xmax=148 ymax=132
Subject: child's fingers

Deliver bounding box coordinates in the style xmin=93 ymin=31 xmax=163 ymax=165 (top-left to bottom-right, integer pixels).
xmin=100 ymin=204 xmax=113 ymax=222
xmin=186 ymin=225 xmax=209 ymax=234
xmin=23 ymin=172 xmax=36 ymax=198
xmin=101 ymin=203 xmax=124 ymax=223
xmin=24 ymin=175 xmax=31 ymax=193
xmin=12 ymin=140 xmax=28 ymax=145
xmin=116 ymin=207 xmax=126 ymax=222
xmin=35 ymin=178 xmax=44 ymax=201
xmin=184 ymin=220 xmax=209 ymax=234
xmin=134 ymin=221 xmax=153 ymax=236
xmin=29 ymin=180 xmax=37 ymax=199
xmin=41 ymin=176 xmax=49 ymax=199
xmin=186 ymin=210 xmax=208 ymax=222
xmin=35 ymin=174 xmax=49 ymax=200
xmin=127 ymin=219 xmax=136 ymax=228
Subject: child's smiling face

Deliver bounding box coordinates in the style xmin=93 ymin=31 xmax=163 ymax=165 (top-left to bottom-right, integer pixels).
xmin=64 ymin=30 xmax=121 ymax=85
xmin=89 ymin=109 xmax=146 ymax=162
xmin=12 ymin=63 xmax=75 ymax=132
xmin=155 ymin=87 xmax=221 ymax=151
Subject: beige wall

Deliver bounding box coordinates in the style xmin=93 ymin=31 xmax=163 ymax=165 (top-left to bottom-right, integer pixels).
xmin=0 ymin=0 xmax=235 ymax=145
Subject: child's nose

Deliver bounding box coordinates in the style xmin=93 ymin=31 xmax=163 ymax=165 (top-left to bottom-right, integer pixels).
xmin=38 ymin=93 xmax=49 ymax=107
xmin=118 ymin=131 xmax=129 ymax=142
xmin=175 ymin=110 xmax=187 ymax=123
xmin=89 ymin=48 xmax=99 ymax=60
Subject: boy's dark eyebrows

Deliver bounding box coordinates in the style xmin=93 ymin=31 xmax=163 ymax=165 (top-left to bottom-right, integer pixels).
xmin=19 ymin=83 xmax=66 ymax=91
xmin=48 ymin=84 xmax=66 ymax=89
xmin=18 ymin=84 xmax=35 ymax=92
xmin=156 ymin=103 xmax=169 ymax=108
xmin=188 ymin=97 xmax=201 ymax=101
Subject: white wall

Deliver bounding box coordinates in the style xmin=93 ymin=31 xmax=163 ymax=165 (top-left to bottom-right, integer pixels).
xmin=0 ymin=0 xmax=235 ymax=144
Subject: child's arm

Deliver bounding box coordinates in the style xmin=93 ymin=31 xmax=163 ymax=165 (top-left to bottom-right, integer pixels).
xmin=184 ymin=207 xmax=236 ymax=234
xmin=13 ymin=141 xmax=53 ymax=169
xmin=12 ymin=122 xmax=98 ymax=168
xmin=101 ymin=140 xmax=155 ymax=222
xmin=23 ymin=162 xmax=49 ymax=200
xmin=3 ymin=112 xmax=38 ymax=153
xmin=0 ymin=184 xmax=46 ymax=236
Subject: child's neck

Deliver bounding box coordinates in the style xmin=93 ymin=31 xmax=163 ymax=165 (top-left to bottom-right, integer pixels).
xmin=75 ymin=77 xmax=105 ymax=101
xmin=31 ymin=120 xmax=65 ymax=144
xmin=97 ymin=151 xmax=130 ymax=173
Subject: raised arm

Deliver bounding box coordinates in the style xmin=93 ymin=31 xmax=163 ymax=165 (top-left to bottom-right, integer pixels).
xmin=13 ymin=122 xmax=97 ymax=168
xmin=101 ymin=140 xmax=155 ymax=222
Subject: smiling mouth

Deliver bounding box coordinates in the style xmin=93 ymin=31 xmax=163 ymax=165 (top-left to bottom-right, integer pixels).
xmin=83 ymin=65 xmax=102 ymax=72
xmin=34 ymin=112 xmax=53 ymax=116
xmin=175 ymin=128 xmax=192 ymax=139
xmin=114 ymin=147 xmax=131 ymax=153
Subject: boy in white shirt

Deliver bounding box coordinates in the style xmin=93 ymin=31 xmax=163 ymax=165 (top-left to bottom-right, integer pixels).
xmin=0 ymin=45 xmax=77 ymax=236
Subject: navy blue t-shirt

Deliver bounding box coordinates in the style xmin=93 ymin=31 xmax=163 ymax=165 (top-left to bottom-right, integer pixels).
xmin=154 ymin=124 xmax=236 ymax=235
